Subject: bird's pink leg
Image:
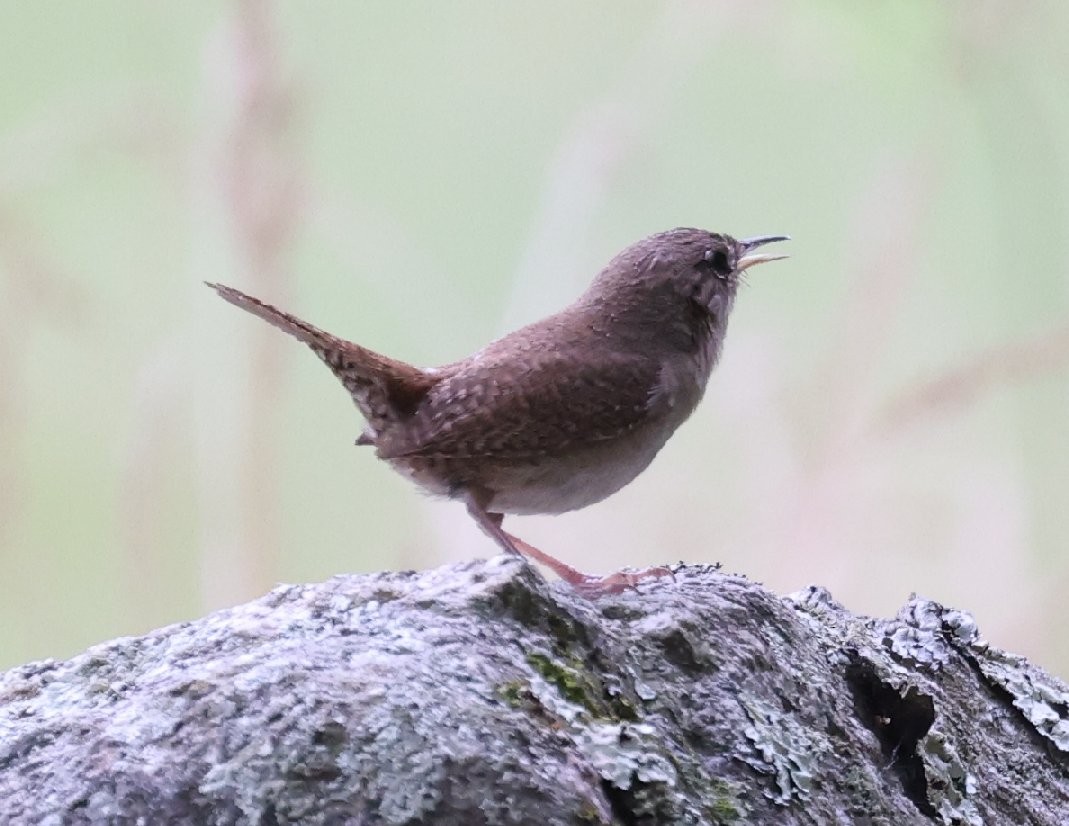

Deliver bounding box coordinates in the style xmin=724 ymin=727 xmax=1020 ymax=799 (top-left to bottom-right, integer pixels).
xmin=501 ymin=528 xmax=674 ymax=597
xmin=464 ymin=492 xmax=673 ymax=597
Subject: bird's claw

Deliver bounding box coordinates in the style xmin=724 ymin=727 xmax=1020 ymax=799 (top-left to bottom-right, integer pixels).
xmin=567 ymin=565 xmax=677 ymax=597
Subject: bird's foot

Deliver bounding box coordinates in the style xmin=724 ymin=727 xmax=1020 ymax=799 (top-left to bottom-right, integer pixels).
xmin=502 ymin=529 xmax=674 ymax=598
xmin=565 ymin=565 xmax=677 ymax=597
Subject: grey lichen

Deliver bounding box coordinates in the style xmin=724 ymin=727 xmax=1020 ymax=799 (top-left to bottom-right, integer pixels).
xmin=521 ymin=652 xmax=677 ymax=791
xmin=577 ymin=721 xmax=677 ymax=790
xmin=973 ymin=646 xmax=1069 ymax=754
xmin=878 ymin=598 xmax=962 ymax=670
xmin=920 ymin=729 xmax=981 ymax=826
xmin=740 ymin=697 xmax=821 ymax=805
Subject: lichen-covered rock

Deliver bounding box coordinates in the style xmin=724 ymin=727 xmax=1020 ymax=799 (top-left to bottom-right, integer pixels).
xmin=1 ymin=557 xmax=1067 ymax=824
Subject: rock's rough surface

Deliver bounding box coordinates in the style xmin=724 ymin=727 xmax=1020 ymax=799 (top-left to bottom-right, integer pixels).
xmin=1 ymin=558 xmax=1068 ymax=824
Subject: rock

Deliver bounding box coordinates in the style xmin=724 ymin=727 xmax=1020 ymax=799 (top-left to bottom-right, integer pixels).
xmin=1 ymin=556 xmax=1067 ymax=824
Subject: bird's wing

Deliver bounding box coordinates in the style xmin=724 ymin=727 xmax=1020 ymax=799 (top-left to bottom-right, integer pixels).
xmin=376 ymin=351 xmax=664 ymax=460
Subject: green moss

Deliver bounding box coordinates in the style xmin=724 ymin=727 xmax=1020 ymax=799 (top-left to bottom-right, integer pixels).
xmin=490 ymin=581 xmax=589 ymax=656
xmin=523 ymin=651 xmax=646 ymax=723
xmin=608 ymin=694 xmax=639 ymax=722
xmin=495 ymin=680 xmax=529 ymax=708
xmin=706 ymin=779 xmax=746 ymax=823
xmin=546 ymin=612 xmax=582 ymax=650
xmin=526 ymin=652 xmax=600 ymax=712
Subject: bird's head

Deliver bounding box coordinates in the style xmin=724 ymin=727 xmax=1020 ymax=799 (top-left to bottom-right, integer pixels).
xmin=582 ymin=227 xmax=789 ymax=349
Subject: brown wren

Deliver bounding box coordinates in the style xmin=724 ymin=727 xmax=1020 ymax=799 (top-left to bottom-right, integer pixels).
xmin=207 ymin=228 xmax=788 ymax=595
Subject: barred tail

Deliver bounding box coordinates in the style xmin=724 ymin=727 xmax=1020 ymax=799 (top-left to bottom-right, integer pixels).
xmin=206 ymin=283 xmax=435 ymax=436
xmin=206 ymin=282 xmax=345 ymax=352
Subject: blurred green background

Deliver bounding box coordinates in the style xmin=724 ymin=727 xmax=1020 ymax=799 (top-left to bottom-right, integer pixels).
xmin=3 ymin=2 xmax=1069 ymax=676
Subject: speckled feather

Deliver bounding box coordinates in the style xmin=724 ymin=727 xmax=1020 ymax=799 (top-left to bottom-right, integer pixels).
xmin=378 ymin=347 xmax=663 ymax=460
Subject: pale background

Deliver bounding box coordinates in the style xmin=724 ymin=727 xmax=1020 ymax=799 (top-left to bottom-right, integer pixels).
xmin=3 ymin=2 xmax=1069 ymax=676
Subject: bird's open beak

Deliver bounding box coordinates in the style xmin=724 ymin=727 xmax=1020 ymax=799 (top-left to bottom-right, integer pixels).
xmin=737 ymin=235 xmax=790 ymax=271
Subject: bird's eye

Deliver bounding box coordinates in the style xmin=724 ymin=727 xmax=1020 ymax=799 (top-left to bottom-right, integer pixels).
xmin=701 ymin=248 xmax=732 ymax=276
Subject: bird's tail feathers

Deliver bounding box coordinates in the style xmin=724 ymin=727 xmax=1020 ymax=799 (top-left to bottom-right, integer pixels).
xmin=206 ymin=282 xmax=343 ymax=352
xmin=206 ymin=282 xmax=435 ymax=432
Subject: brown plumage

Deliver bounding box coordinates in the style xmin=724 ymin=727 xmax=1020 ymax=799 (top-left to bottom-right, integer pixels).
xmin=208 ymin=227 xmax=788 ymax=595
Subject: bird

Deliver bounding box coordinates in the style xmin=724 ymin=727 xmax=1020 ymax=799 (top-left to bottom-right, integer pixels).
xmin=207 ymin=228 xmax=788 ymax=595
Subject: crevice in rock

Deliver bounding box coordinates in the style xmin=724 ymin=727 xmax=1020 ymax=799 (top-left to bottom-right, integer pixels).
xmin=601 ymin=779 xmax=641 ymax=826
xmin=845 ymin=655 xmax=936 ymax=818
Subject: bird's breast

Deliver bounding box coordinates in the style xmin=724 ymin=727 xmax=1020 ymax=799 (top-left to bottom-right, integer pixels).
xmin=480 ymin=419 xmax=680 ymax=516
